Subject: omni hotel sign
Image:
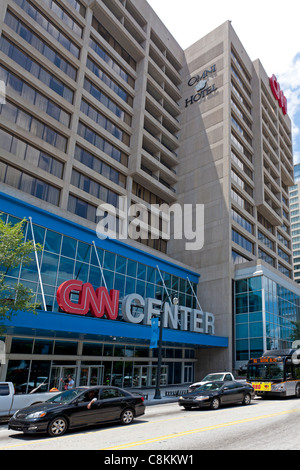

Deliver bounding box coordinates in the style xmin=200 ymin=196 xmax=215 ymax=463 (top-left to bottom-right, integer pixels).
xmin=185 ymin=64 xmax=217 ymax=108
xmin=57 ymin=280 xmax=216 ymax=336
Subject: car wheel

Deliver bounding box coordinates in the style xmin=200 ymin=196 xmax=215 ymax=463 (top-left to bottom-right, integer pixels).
xmin=47 ymin=417 xmax=68 ymax=437
xmin=242 ymin=393 xmax=251 ymax=405
xmin=210 ymin=397 xmax=220 ymax=410
xmin=120 ymin=408 xmax=134 ymax=425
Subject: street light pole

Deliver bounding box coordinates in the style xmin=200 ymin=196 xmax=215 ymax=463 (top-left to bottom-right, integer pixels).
xmin=153 ymin=296 xmax=178 ymax=400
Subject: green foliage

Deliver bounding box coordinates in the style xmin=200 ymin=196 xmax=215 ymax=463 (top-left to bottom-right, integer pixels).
xmin=0 ymin=217 xmax=42 ymax=332
xmin=290 ymin=320 xmax=300 ymax=343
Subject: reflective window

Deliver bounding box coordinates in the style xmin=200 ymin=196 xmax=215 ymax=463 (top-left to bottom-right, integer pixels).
xmin=54 ymin=341 xmax=78 ymax=355
xmin=89 ymin=38 xmax=134 ymax=88
xmin=86 ymin=57 xmax=133 ymax=106
xmin=80 ymin=99 xmax=130 ymax=145
xmin=77 ymin=122 xmax=128 ymax=167
xmin=0 ymin=36 xmax=74 ymax=102
xmin=13 ymin=0 xmax=80 ymax=57
xmin=5 ymin=11 xmax=77 ymax=80
xmin=0 ymin=101 xmax=67 ymax=152
xmin=0 ymin=161 xmax=60 ymax=205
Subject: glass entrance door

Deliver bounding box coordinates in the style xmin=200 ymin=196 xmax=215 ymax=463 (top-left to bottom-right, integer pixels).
xmin=184 ymin=365 xmax=193 ymax=384
xmin=79 ymin=366 xmax=104 ymax=386
xmin=133 ymin=365 xmax=168 ymax=388
xmin=49 ymin=366 xmax=77 ymax=391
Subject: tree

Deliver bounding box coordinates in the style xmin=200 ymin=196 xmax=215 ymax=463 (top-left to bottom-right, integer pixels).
xmin=0 ymin=217 xmax=42 ymax=332
xmin=290 ymin=320 xmax=300 ymax=344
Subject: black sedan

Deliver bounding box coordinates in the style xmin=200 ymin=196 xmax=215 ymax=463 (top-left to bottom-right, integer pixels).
xmin=178 ymin=381 xmax=255 ymax=410
xmin=9 ymin=386 xmax=145 ymax=437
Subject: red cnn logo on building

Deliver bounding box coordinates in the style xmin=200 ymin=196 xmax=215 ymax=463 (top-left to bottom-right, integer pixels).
xmin=269 ymin=75 xmax=287 ymax=115
xmin=57 ymin=280 xmax=119 ymax=320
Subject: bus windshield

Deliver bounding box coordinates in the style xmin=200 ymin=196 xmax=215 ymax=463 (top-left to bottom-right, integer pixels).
xmin=248 ymin=363 xmax=284 ymax=381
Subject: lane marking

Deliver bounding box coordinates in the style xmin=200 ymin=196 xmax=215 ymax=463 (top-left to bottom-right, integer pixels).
xmin=101 ymin=408 xmax=300 ymax=450
xmin=1 ymin=406 xmax=298 ymax=450
xmin=0 ymin=415 xmax=185 ymax=450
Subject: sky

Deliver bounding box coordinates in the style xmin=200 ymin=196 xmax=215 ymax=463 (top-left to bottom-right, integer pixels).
xmin=147 ymin=0 xmax=300 ymax=165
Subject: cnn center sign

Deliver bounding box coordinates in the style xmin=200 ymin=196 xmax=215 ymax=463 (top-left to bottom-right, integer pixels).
xmin=56 ymin=280 xmax=215 ymax=336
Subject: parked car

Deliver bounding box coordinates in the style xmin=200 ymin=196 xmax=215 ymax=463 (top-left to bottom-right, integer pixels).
xmin=188 ymin=372 xmax=235 ymax=392
xmin=179 ymin=381 xmax=255 ymax=410
xmin=0 ymin=382 xmax=59 ymax=420
xmin=9 ymin=386 xmax=145 ymax=437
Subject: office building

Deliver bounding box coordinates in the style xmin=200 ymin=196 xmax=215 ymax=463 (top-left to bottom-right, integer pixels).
xmin=290 ymin=163 xmax=300 ymax=283
xmin=168 ymin=20 xmax=297 ymax=372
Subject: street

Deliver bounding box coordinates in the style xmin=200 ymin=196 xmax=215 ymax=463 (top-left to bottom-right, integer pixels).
xmin=0 ymin=396 xmax=299 ymax=452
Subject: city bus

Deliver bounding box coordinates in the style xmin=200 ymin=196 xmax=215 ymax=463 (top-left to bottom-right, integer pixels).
xmin=247 ymin=349 xmax=300 ymax=398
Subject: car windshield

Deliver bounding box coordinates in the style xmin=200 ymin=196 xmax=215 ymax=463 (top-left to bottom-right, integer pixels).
xmin=195 ymin=382 xmax=222 ymax=392
xmin=46 ymin=389 xmax=86 ymax=404
xmin=202 ymin=374 xmax=224 ymax=381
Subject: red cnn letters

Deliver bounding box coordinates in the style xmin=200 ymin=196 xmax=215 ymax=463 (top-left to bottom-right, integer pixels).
xmin=57 ymin=280 xmax=119 ymax=320
xmin=269 ymin=75 xmax=287 ymax=115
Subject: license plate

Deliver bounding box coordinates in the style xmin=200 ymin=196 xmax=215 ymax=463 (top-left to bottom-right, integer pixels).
xmin=252 ymin=382 xmax=272 ymax=391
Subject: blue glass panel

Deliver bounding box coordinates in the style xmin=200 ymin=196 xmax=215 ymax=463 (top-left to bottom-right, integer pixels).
xmin=32 ymin=224 xmax=46 ymax=245
xmin=146 ymin=283 xmax=155 ymax=298
xmin=249 ymin=312 xmax=262 ymax=322
xmin=90 ymin=247 xmax=104 ymax=267
xmin=88 ymin=265 xmax=101 ymax=289
xmin=250 ymin=338 xmax=263 ymax=358
xmin=74 ymin=261 xmax=88 ymax=283
xmin=115 ymin=255 xmax=126 ymax=274
xmin=103 ymin=252 xmax=115 ymax=271
xmin=41 ymin=252 xmax=59 ymax=285
xmin=172 ymin=276 xmax=179 ymax=291
xmin=236 ymin=323 xmax=249 ymax=339
xmin=77 ymin=241 xmax=91 ymax=262
xmin=20 ymin=252 xmax=39 ymax=282
xmin=236 ymin=339 xmax=249 ymax=360
xmin=236 ymin=293 xmax=248 ymax=313
xmin=103 ymin=269 xmax=113 ymax=290
xmin=127 ymin=259 xmax=136 ymax=278
xmin=137 ymin=263 xmax=146 ymax=280
xmin=235 ymin=313 xmax=249 ymax=324
xmin=125 ymin=277 xmax=135 ymax=295
xmin=249 ymin=291 xmax=262 ymax=313
xmin=249 ymin=322 xmax=263 ymax=338
xmin=147 ymin=267 xmax=156 ymax=283
xmin=235 ymin=279 xmax=248 ymax=293
xmin=57 ymin=256 xmax=74 ymax=285
xmin=61 ymin=236 xmax=77 ymax=259
xmin=44 ymin=229 xmax=61 ymax=254
xmin=114 ymin=273 xmax=125 ymax=295
xmin=249 ymin=276 xmax=262 ymax=291
xmin=136 ymin=280 xmax=145 ymax=297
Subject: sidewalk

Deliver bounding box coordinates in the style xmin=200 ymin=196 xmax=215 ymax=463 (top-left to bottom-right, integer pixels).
xmin=129 ymin=385 xmax=189 ymax=406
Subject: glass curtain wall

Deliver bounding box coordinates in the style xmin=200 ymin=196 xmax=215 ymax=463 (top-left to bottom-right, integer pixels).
xmin=235 ymin=276 xmax=300 ymax=362
xmin=0 ymin=212 xmax=198 ymax=314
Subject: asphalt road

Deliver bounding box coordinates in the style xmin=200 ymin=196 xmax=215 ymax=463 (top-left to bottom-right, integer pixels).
xmin=0 ymin=396 xmax=299 ymax=452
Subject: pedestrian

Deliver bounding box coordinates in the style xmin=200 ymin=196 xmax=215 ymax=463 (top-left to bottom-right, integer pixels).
xmin=67 ymin=375 xmax=74 ymax=389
